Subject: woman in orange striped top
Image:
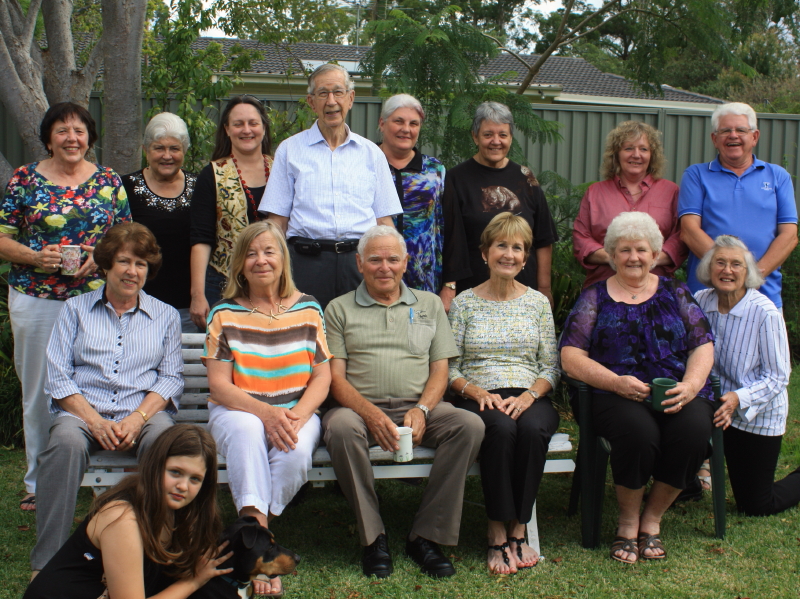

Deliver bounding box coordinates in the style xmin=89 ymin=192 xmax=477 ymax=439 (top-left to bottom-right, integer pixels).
xmin=203 ymin=221 xmax=331 ymax=597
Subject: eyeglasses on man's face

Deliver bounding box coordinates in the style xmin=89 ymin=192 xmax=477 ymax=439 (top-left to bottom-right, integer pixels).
xmin=314 ymin=88 xmax=348 ymax=100
xmin=715 ymin=127 xmax=753 ymax=137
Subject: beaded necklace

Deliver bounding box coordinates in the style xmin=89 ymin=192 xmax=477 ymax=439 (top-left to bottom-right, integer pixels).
xmin=230 ymin=153 xmax=270 ymax=215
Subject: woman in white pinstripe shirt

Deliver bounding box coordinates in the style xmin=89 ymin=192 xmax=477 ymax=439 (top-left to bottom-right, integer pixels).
xmin=695 ymin=235 xmax=799 ymax=516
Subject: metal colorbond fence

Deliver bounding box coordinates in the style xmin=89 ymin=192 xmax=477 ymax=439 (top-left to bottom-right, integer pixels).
xmin=2 ymin=95 xmax=799 ymax=206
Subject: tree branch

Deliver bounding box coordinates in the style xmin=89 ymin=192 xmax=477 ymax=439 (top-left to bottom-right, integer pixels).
xmin=72 ymin=35 xmax=104 ymax=102
xmin=559 ymin=8 xmax=635 ymax=48
xmin=564 ymin=0 xmax=623 ymax=40
xmin=479 ymin=31 xmax=531 ymax=72
xmin=21 ymin=0 xmax=43 ymax=48
xmin=0 ymin=150 xmax=13 ymax=187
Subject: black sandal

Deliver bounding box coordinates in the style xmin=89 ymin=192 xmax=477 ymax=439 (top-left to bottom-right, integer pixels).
xmin=488 ymin=542 xmax=513 ymax=574
xmin=507 ymin=536 xmax=538 ymax=568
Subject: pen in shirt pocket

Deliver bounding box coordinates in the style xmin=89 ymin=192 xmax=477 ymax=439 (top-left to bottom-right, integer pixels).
xmin=409 ymin=308 xmax=414 ymax=324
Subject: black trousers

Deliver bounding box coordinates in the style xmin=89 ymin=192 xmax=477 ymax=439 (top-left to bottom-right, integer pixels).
xmin=288 ymin=245 xmax=361 ymax=311
xmin=592 ymin=392 xmax=714 ymax=490
xmin=455 ymin=388 xmax=559 ymax=523
xmin=724 ymin=426 xmax=800 ymax=516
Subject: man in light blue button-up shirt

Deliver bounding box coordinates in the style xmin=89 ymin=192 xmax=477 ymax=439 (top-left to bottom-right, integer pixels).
xmin=260 ymin=63 xmax=402 ymax=309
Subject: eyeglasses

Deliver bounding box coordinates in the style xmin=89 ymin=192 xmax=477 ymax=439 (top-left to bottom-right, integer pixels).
xmin=713 ymin=259 xmax=745 ymax=272
xmin=715 ymin=127 xmax=753 ymax=137
xmin=314 ymin=89 xmax=347 ymax=100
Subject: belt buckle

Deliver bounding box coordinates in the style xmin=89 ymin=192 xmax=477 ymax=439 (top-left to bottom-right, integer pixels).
xmin=334 ymin=241 xmax=349 ymax=253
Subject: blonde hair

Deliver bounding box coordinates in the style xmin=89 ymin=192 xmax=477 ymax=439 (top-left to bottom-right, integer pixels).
xmin=223 ymin=221 xmax=296 ymax=299
xmin=600 ymin=121 xmax=665 ymax=180
xmin=479 ymin=212 xmax=533 ymax=260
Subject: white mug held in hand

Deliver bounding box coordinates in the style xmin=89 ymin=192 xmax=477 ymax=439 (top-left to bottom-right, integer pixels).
xmin=60 ymin=245 xmax=82 ymax=276
xmin=394 ymin=426 xmax=414 ymax=462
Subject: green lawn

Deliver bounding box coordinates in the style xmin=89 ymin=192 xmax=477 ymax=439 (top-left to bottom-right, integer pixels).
xmin=3 ymin=371 xmax=799 ymax=599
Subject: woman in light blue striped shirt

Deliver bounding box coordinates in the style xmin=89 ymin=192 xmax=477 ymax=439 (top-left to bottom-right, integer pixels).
xmin=695 ymin=235 xmax=799 ymax=516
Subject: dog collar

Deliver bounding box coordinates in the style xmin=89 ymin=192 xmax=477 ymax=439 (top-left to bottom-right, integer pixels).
xmin=220 ymin=575 xmax=252 ymax=599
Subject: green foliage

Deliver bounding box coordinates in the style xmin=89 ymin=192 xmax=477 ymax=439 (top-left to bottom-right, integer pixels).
xmin=267 ymin=100 xmax=317 ymax=149
xmin=361 ymin=8 xmax=561 ymax=169
xmin=212 ymin=0 xmax=354 ymax=45
xmin=142 ymin=0 xmax=258 ymax=173
xmin=782 ymin=244 xmax=800 ymax=360
xmin=536 ymin=171 xmax=589 ymax=334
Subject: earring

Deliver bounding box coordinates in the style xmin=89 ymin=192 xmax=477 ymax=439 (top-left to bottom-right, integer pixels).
xmin=484 ymin=260 xmax=488 ymax=265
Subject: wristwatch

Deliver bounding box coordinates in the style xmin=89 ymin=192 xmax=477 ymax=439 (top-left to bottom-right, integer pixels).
xmin=413 ymin=404 xmax=430 ymax=421
xmin=443 ymin=282 xmax=456 ymax=291
xmin=524 ymin=389 xmax=540 ymax=401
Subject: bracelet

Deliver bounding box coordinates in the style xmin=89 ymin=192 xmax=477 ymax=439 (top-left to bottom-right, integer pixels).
xmin=460 ymin=380 xmax=471 ymax=396
xmin=134 ymin=409 xmax=149 ymax=423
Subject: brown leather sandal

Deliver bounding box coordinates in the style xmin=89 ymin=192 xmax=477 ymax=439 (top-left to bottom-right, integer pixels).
xmin=610 ymin=536 xmax=638 ymax=564
xmin=637 ymin=532 xmax=667 ymax=560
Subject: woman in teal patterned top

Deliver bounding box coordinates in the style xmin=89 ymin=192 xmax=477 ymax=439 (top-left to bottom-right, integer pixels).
xmin=379 ymin=94 xmax=445 ymax=293
xmin=448 ymin=212 xmax=559 ymax=575
xmin=0 ymin=102 xmax=129 ymax=511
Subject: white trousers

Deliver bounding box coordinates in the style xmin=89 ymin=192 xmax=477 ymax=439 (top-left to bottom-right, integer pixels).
xmin=9 ymin=288 xmax=66 ymax=493
xmin=208 ymin=402 xmax=320 ymax=517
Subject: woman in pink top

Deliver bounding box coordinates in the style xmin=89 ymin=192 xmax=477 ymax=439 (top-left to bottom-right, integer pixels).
xmin=573 ymin=121 xmax=687 ymax=288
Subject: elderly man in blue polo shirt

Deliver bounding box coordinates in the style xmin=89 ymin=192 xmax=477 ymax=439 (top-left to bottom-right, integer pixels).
xmin=678 ymin=102 xmax=798 ymax=308
xmin=259 ymin=63 xmax=402 ymax=310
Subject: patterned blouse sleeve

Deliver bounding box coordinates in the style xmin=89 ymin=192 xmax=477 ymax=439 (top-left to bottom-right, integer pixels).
xmin=535 ymin=297 xmax=560 ymax=388
xmin=202 ymin=309 xmax=232 ymax=363
xmin=673 ymin=281 xmax=714 ymax=349
xmin=0 ymin=165 xmax=32 ymax=235
xmin=447 ymin=294 xmax=467 ymax=383
xmin=108 ymin=170 xmax=131 ymax=224
xmin=558 ymin=285 xmax=600 ymax=351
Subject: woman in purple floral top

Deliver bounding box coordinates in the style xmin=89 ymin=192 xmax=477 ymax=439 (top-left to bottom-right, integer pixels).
xmin=560 ymin=212 xmax=714 ymax=564
xmin=0 ymin=103 xmax=130 ymax=510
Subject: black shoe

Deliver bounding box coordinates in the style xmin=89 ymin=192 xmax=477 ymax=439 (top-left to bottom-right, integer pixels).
xmin=405 ymin=535 xmax=455 ymax=578
xmin=362 ymin=533 xmax=393 ymax=578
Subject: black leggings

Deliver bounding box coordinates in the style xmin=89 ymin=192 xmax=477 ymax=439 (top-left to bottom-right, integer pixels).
xmin=724 ymin=426 xmax=800 ymax=516
xmin=591 ymin=392 xmax=714 ymax=490
xmin=455 ymin=388 xmax=559 ymax=523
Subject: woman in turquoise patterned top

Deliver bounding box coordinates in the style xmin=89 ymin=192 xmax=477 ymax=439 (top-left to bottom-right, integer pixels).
xmin=379 ymin=94 xmax=445 ymax=293
xmin=0 ymin=102 xmax=129 ymax=511
xmin=448 ymin=212 xmax=559 ymax=575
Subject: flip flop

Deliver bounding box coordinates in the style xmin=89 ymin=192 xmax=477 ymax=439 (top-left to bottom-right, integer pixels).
xmin=487 ymin=542 xmax=516 ymax=575
xmin=609 ymin=536 xmax=638 ymax=564
xmin=19 ymin=494 xmax=36 ymax=511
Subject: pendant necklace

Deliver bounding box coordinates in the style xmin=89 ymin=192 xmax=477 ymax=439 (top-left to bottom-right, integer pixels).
xmin=248 ymin=295 xmax=288 ymax=323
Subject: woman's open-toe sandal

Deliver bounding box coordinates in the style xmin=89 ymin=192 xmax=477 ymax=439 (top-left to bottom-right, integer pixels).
xmin=507 ymin=536 xmax=538 ymax=568
xmin=488 ymin=542 xmax=514 ymax=574
xmin=637 ymin=532 xmax=666 ymax=560
xmin=609 ymin=536 xmax=638 ymax=564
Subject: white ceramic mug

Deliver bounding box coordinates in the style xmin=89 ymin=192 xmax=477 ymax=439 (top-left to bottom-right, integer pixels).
xmin=394 ymin=426 xmax=414 ymax=462
xmin=60 ymin=245 xmax=82 ymax=276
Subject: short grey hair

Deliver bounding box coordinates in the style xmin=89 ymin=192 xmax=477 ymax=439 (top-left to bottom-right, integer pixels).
xmin=357 ymin=225 xmax=407 ymax=258
xmin=604 ymin=212 xmax=663 ymax=270
xmin=380 ymin=94 xmax=425 ymax=122
xmin=307 ymin=63 xmax=355 ymax=95
xmin=143 ymin=112 xmax=190 ymax=153
xmin=695 ymin=235 xmax=765 ymax=289
xmin=711 ymin=102 xmax=758 ymax=132
xmin=472 ymin=101 xmax=514 ymax=137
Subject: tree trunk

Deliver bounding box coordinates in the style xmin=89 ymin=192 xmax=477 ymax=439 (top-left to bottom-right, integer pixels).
xmin=0 ymin=151 xmax=14 ymax=188
xmin=100 ymin=0 xmax=147 ymax=175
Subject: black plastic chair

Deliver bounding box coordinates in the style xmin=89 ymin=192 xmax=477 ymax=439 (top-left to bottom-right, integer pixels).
xmin=564 ymin=374 xmax=727 ymax=548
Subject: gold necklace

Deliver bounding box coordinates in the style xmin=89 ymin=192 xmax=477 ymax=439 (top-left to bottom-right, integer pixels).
xmin=248 ymin=295 xmax=289 ymax=323
xmin=615 ymin=276 xmax=648 ymax=299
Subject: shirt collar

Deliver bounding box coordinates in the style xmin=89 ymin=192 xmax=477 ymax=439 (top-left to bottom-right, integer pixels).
xmin=704 ymin=288 xmax=753 ymax=318
xmin=308 ymin=120 xmax=359 ymax=148
xmin=94 ymin=285 xmax=154 ymax=318
xmin=614 ymin=174 xmax=653 ymax=189
xmin=354 ymin=280 xmax=418 ymax=307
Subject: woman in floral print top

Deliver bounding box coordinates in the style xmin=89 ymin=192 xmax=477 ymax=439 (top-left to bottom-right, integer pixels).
xmin=0 ymin=102 xmax=129 ymax=511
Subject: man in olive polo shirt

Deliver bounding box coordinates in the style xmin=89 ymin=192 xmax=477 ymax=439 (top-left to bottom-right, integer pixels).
xmin=323 ymin=225 xmax=484 ymax=580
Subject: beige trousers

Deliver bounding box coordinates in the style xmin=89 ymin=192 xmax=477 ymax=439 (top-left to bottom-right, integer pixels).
xmin=322 ymin=398 xmax=484 ymax=547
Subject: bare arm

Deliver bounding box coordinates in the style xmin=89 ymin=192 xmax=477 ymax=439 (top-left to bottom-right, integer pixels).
xmin=535 ymin=245 xmax=554 ymax=308
xmin=206 ymin=359 xmax=300 ymax=451
xmin=560 ymin=346 xmax=650 ymax=401
xmin=189 ymin=244 xmax=212 ymax=330
xmin=376 ymin=216 xmax=395 ymax=228
xmin=330 ymin=357 xmax=400 ymax=451
xmin=404 ymin=358 xmax=447 ymax=445
xmin=662 ymin=342 xmax=714 ymax=413
xmin=0 ymin=233 xmax=61 ymax=271
xmin=267 ymin=214 xmax=289 ymax=236
xmin=757 ymin=223 xmax=798 ymax=277
xmin=679 ymin=214 xmax=715 ymax=260
xmin=585 ymin=248 xmax=610 ymax=265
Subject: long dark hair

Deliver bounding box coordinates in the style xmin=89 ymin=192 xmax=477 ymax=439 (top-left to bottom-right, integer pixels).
xmin=87 ymin=424 xmax=222 ymax=577
xmin=211 ymin=95 xmax=272 ymax=160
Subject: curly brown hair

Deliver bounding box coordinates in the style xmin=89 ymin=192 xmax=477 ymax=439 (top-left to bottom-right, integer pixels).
xmin=93 ymin=222 xmax=163 ymax=281
xmin=600 ymin=121 xmax=665 ymax=180
xmin=87 ymin=424 xmax=222 ymax=578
